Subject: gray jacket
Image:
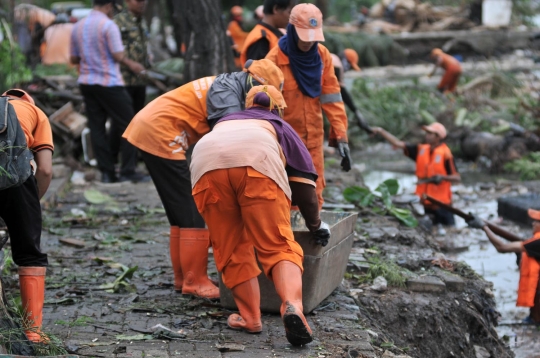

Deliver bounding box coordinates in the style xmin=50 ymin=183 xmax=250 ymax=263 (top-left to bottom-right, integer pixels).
xmin=206 ymin=72 xmax=248 ymax=128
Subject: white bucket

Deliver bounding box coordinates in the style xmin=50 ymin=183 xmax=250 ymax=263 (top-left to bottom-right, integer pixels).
xmin=482 ymin=0 xmax=512 ymax=27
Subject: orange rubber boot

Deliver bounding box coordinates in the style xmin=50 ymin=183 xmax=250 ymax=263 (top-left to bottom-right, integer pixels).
xmin=179 ymin=228 xmax=220 ymax=299
xmin=272 ymin=261 xmax=313 ymax=346
xmin=170 ymin=226 xmax=183 ymax=292
xmin=227 ymin=277 xmax=262 ymax=333
xmin=18 ymin=267 xmax=46 ymax=343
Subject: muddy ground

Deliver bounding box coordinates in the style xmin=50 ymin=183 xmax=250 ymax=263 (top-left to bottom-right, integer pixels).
xmin=0 ymin=144 xmax=524 ymax=358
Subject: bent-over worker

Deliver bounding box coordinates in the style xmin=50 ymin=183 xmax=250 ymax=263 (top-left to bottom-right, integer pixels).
xmin=123 ymin=59 xmax=284 ymax=299
xmin=467 ymin=209 xmax=540 ymax=324
xmin=428 ymin=48 xmax=462 ymax=94
xmin=191 ymin=85 xmax=330 ymax=346
xmin=266 ymin=3 xmax=352 ymax=209
xmin=1 ymin=89 xmax=53 ymax=343
xmin=372 ymin=123 xmax=460 ymax=233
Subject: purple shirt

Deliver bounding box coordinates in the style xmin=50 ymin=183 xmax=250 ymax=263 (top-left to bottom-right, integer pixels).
xmin=70 ymin=10 xmax=125 ymax=86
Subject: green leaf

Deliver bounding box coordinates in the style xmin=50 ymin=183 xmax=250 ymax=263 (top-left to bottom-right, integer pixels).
xmin=382 ymin=179 xmax=399 ymax=195
xmin=389 ymin=207 xmax=418 ymax=227
xmin=360 ymin=192 xmax=375 ymax=207
xmin=84 ymin=189 xmax=113 ymax=204
xmin=343 ymin=186 xmax=372 ymax=204
xmin=375 ymin=183 xmax=392 ymax=209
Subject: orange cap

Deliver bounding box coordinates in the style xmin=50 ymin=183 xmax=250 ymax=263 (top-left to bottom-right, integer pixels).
xmin=431 ymin=48 xmax=443 ymax=58
xmin=243 ymin=59 xmax=285 ymax=92
xmin=2 ymin=89 xmax=35 ymax=105
xmin=246 ymin=85 xmax=287 ymax=110
xmin=422 ymin=122 xmax=447 ymax=139
xmin=529 ymin=209 xmax=540 ymax=221
xmin=231 ymin=5 xmax=243 ymax=16
xmin=289 ymin=3 xmax=324 ymax=42
xmin=343 ymin=48 xmax=361 ymax=71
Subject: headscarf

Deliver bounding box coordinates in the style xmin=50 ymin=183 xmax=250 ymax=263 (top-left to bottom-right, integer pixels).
xmin=278 ymin=23 xmax=322 ymax=98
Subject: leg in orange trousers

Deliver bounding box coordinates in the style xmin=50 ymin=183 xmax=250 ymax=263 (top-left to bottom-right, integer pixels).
xmin=192 ymin=166 xmax=304 ymax=289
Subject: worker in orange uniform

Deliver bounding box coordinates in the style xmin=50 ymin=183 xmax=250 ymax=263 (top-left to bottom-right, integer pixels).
xmin=191 ymin=85 xmax=330 ymax=346
xmin=123 ymin=59 xmax=284 ymax=299
xmin=266 ymin=3 xmax=352 ymax=209
xmin=331 ymin=48 xmax=372 ymax=134
xmin=1 ymin=89 xmax=54 ymax=343
xmin=228 ymin=6 xmax=249 ymax=68
xmin=372 ymin=123 xmax=460 ymax=234
xmin=428 ymin=48 xmax=462 ymax=94
xmin=467 ymin=209 xmax=540 ymax=324
xmin=240 ymin=0 xmax=297 ymax=64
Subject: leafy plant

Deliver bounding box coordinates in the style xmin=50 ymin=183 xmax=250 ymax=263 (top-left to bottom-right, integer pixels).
xmin=360 ymin=254 xmax=411 ymax=288
xmin=99 ymin=265 xmax=138 ymax=293
xmin=0 ymin=20 xmax=32 ymax=90
xmin=343 ymin=179 xmax=418 ymax=227
xmin=504 ymin=152 xmax=540 ymax=180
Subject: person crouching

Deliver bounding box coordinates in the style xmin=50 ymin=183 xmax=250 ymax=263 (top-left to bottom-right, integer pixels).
xmin=190 ymin=85 xmax=330 ymax=346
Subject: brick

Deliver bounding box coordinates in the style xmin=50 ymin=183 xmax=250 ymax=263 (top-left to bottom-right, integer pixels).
xmin=406 ymin=276 xmax=446 ymax=293
xmin=432 ymin=268 xmax=465 ymax=292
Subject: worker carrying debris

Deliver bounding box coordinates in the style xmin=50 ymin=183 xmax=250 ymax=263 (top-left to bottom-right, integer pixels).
xmin=240 ymin=0 xmax=296 ymax=64
xmin=467 ymin=209 xmax=540 ymax=324
xmin=372 ymin=123 xmax=461 ymax=234
xmin=228 ymin=6 xmax=249 ymax=68
xmin=0 ymin=89 xmax=53 ymax=343
xmin=428 ymin=48 xmax=462 ymax=94
xmin=190 ymin=85 xmax=329 ymax=346
xmin=122 ymin=59 xmax=284 ymax=299
xmin=266 ymin=3 xmax=352 ymax=209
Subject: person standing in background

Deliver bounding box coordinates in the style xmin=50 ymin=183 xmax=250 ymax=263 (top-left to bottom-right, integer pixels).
xmin=428 ymin=48 xmax=462 ymax=94
xmin=70 ymin=0 xmax=147 ymax=183
xmin=114 ymin=0 xmax=150 ymax=115
xmin=240 ymin=0 xmax=297 ymax=64
xmin=227 ymin=6 xmax=249 ymax=69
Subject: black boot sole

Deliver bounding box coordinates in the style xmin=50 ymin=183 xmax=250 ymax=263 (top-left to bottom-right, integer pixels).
xmin=283 ymin=313 xmax=313 ymax=346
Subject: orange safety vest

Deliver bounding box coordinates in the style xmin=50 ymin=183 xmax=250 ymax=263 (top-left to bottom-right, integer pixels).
xmin=240 ymin=23 xmax=281 ymax=66
xmin=415 ymin=143 xmax=453 ymax=206
xmin=517 ymin=233 xmax=540 ymax=307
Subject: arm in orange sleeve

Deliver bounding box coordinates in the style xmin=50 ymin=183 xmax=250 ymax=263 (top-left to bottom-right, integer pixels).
xmin=319 ymin=46 xmax=348 ymax=147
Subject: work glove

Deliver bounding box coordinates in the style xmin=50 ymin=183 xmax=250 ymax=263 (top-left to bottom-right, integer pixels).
xmin=429 ymin=175 xmax=443 ymax=185
xmin=338 ymin=142 xmax=352 ymax=172
xmin=354 ymin=110 xmax=373 ymax=134
xmin=466 ymin=213 xmax=486 ymax=230
xmin=312 ymin=221 xmax=331 ymax=247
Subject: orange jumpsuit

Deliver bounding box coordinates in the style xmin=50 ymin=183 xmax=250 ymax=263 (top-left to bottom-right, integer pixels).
xmin=517 ymin=233 xmax=540 ymax=308
xmin=437 ymin=54 xmax=462 ymax=93
xmin=228 ymin=20 xmax=248 ymax=69
xmin=266 ymin=44 xmax=348 ymax=208
xmin=123 ymin=76 xmax=215 ymax=160
xmin=191 ymin=120 xmax=310 ymax=289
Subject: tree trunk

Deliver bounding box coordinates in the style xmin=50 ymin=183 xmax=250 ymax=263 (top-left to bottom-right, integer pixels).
xmin=177 ymin=0 xmax=235 ymax=82
xmin=316 ymin=0 xmax=329 ymax=19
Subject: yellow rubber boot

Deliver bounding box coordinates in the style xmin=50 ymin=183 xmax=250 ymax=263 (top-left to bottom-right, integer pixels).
xmin=227 ymin=277 xmax=262 ymax=333
xmin=179 ymin=228 xmax=220 ymax=299
xmin=19 ymin=267 xmax=46 ymax=343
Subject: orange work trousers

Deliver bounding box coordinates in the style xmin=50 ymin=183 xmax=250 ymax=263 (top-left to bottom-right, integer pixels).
xmin=438 ymin=68 xmax=462 ymax=93
xmin=308 ymin=144 xmax=325 ymax=210
xmin=192 ymin=166 xmax=304 ymax=289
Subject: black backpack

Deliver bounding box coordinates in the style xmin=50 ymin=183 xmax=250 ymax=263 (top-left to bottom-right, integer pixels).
xmin=0 ymin=97 xmax=34 ymax=190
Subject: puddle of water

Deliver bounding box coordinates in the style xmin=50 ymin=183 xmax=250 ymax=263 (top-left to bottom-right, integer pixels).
xmin=363 ymin=168 xmax=538 ymax=357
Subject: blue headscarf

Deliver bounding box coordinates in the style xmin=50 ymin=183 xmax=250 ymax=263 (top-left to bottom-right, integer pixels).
xmin=278 ymin=23 xmax=322 ymax=98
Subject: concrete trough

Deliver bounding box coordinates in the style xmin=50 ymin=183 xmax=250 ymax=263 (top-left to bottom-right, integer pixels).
xmin=219 ymin=211 xmax=358 ymax=314
xmin=497 ymin=194 xmax=540 ymax=225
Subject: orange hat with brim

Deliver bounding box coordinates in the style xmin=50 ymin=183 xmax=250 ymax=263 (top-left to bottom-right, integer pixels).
xmin=422 ymin=122 xmax=447 ymax=139
xmin=344 ymin=48 xmax=361 ymax=71
xmin=2 ymin=89 xmax=35 ymax=105
xmin=243 ymin=59 xmax=285 ymax=92
xmin=431 ymin=48 xmax=443 ymax=58
xmin=529 ymin=209 xmax=540 ymax=221
xmin=231 ymin=5 xmax=243 ymax=16
xmin=246 ymin=85 xmax=286 ymax=110
xmin=289 ymin=3 xmax=324 ymax=42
